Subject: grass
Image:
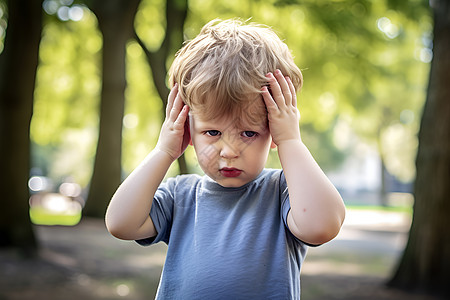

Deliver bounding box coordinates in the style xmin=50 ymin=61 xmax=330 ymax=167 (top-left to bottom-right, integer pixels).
xmin=346 ymin=204 xmax=412 ymax=214
xmin=30 ymin=206 xmax=82 ymax=226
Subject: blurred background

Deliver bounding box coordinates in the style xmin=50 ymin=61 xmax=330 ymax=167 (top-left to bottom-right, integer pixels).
xmin=1 ymin=0 xmax=449 ymax=299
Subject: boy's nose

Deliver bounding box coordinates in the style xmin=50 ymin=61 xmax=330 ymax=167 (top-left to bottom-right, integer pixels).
xmin=219 ymin=140 xmax=240 ymax=159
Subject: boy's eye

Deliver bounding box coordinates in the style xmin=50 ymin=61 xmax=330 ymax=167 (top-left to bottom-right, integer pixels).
xmin=242 ymin=131 xmax=258 ymax=138
xmin=205 ymin=130 xmax=221 ymax=137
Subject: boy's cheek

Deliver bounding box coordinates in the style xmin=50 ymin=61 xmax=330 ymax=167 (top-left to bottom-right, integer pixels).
xmin=196 ymin=145 xmax=219 ymax=167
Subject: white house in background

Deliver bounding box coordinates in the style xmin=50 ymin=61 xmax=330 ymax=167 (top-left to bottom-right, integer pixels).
xmin=327 ymin=143 xmax=381 ymax=194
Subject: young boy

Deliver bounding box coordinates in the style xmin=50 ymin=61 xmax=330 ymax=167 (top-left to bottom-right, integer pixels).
xmin=105 ymin=19 xmax=345 ymax=299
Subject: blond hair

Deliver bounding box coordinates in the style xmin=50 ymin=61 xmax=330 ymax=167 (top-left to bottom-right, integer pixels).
xmin=168 ymin=19 xmax=303 ymax=123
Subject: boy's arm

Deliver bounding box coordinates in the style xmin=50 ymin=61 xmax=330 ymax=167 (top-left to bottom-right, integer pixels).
xmin=105 ymin=84 xmax=190 ymax=241
xmin=262 ymin=70 xmax=345 ymax=245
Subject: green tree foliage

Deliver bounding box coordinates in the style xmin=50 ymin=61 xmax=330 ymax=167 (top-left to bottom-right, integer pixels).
xmin=32 ymin=4 xmax=101 ymax=186
xmin=29 ymin=0 xmax=430 ymax=205
xmin=183 ymin=0 xmax=431 ymax=181
xmin=134 ymin=0 xmax=189 ymax=174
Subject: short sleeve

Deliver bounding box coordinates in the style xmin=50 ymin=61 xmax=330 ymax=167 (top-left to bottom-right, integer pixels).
xmin=279 ymin=171 xmax=319 ymax=247
xmin=279 ymin=171 xmax=293 ymax=232
xmin=136 ymin=177 xmax=177 ymax=246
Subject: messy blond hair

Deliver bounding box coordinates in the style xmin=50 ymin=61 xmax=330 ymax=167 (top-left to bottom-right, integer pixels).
xmin=168 ymin=19 xmax=303 ymax=123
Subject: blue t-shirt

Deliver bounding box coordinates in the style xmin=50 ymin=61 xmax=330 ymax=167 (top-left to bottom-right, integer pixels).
xmin=137 ymin=169 xmax=308 ymax=299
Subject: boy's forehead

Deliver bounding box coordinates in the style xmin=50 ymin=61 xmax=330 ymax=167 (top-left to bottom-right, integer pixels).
xmin=187 ymin=92 xmax=268 ymax=129
xmin=190 ymin=108 xmax=267 ymax=129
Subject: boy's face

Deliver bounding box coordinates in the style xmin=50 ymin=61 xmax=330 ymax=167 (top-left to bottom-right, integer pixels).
xmin=189 ymin=106 xmax=275 ymax=188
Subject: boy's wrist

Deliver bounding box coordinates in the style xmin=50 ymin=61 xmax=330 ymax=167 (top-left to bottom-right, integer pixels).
xmin=270 ymin=125 xmax=301 ymax=147
xmin=274 ymin=134 xmax=303 ymax=148
xmin=150 ymin=147 xmax=179 ymax=165
xmin=275 ymin=137 xmax=303 ymax=148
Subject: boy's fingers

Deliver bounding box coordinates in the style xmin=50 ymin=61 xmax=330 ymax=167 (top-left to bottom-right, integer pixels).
xmin=273 ymin=70 xmax=292 ymax=106
xmin=266 ymin=73 xmax=283 ymax=107
xmin=166 ymin=83 xmax=178 ymax=117
xmin=286 ymin=76 xmax=297 ymax=107
xmin=261 ymin=86 xmax=278 ymax=111
xmin=169 ymin=92 xmax=184 ymax=122
xmin=267 ymin=71 xmax=292 ymax=108
xmin=174 ymin=105 xmax=189 ymax=129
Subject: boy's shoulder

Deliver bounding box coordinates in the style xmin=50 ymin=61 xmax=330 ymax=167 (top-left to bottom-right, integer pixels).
xmin=254 ymin=168 xmax=285 ymax=186
xmin=260 ymin=168 xmax=284 ymax=179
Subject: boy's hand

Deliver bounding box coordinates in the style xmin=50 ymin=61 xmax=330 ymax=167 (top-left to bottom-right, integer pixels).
xmin=261 ymin=69 xmax=301 ymax=146
xmin=155 ymin=83 xmax=190 ymax=160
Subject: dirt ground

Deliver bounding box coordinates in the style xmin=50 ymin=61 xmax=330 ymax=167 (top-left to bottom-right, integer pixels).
xmin=0 ymin=210 xmax=446 ymax=300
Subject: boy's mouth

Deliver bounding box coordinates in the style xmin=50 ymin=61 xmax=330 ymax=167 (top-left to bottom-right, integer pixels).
xmin=219 ymin=167 xmax=242 ymax=178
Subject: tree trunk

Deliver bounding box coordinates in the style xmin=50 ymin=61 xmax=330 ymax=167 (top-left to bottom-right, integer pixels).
xmin=84 ymin=0 xmax=141 ymax=218
xmin=0 ymin=0 xmax=42 ymax=252
xmin=388 ymin=0 xmax=450 ymax=297
xmin=135 ymin=0 xmax=189 ymax=174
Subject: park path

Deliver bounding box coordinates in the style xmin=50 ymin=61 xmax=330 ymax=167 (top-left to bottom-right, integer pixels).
xmin=0 ymin=209 xmax=445 ymax=300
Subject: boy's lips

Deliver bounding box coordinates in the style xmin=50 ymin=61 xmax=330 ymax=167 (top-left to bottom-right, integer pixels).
xmin=219 ymin=167 xmax=242 ymax=178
